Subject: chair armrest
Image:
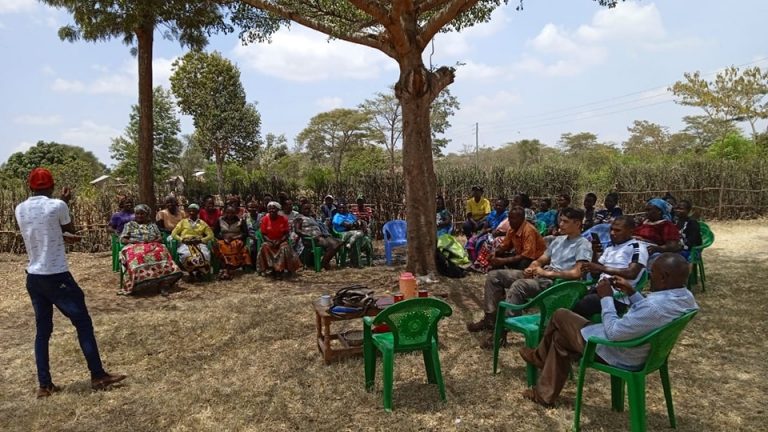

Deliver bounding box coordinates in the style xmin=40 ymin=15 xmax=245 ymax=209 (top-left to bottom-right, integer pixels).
xmin=586 ymin=333 xmax=653 ymax=349
xmin=363 ymin=316 xmax=375 ymax=327
xmin=498 ymin=300 xmax=534 ymax=313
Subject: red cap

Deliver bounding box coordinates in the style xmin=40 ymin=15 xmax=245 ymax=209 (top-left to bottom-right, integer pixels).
xmin=28 ymin=168 xmax=54 ymax=190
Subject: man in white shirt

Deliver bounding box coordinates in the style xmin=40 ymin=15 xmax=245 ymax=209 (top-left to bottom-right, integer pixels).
xmin=15 ymin=168 xmax=126 ymax=398
xmin=518 ymin=253 xmax=699 ymax=407
xmin=573 ymin=216 xmax=649 ymax=318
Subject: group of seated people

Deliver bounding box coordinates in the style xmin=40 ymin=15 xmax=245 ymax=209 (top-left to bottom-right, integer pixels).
xmin=456 ymin=189 xmax=702 ymax=407
xmin=108 ymin=192 xmax=377 ymax=295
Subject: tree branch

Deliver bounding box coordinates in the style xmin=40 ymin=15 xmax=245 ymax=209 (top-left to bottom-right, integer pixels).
xmin=346 ymin=0 xmax=389 ymax=23
xmin=429 ymin=66 xmax=455 ymax=100
xmin=417 ymin=0 xmax=481 ymax=50
xmin=416 ymin=0 xmax=453 ymax=13
xmin=239 ymin=0 xmax=396 ymax=58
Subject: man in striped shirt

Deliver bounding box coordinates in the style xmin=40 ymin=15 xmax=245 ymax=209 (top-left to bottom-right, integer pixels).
xmin=519 ymin=253 xmax=699 ymax=407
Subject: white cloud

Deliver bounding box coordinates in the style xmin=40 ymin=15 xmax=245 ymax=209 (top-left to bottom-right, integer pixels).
xmin=430 ymin=7 xmax=509 ymax=60
xmin=514 ymin=2 xmax=682 ymax=77
xmin=315 ymin=97 xmax=344 ymax=111
xmin=58 ymin=121 xmax=121 ymax=162
xmin=233 ymin=26 xmax=393 ymax=82
xmin=41 ymin=65 xmax=55 ymax=76
xmin=50 ymin=57 xmax=177 ymax=95
xmin=455 ymin=61 xmax=509 ymax=81
xmin=0 ymin=0 xmax=36 ymax=14
xmin=458 ymin=91 xmax=521 ymax=125
xmin=13 ymin=114 xmax=62 ymax=126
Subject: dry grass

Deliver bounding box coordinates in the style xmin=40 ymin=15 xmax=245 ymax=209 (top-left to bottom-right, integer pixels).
xmin=1 ymin=220 xmax=766 ymax=431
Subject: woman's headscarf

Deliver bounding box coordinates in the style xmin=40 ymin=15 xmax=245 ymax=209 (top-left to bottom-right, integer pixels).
xmin=134 ymin=204 xmax=151 ymax=214
xmin=267 ymin=201 xmax=281 ymax=210
xmin=187 ymin=203 xmax=200 ymax=211
xmin=648 ymin=198 xmax=672 ymax=221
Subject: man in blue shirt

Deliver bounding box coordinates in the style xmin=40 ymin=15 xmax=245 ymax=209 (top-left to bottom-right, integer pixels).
xmin=519 ymin=253 xmax=699 ymax=407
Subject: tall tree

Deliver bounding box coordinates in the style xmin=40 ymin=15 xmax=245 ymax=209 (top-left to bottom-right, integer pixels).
xmin=110 ymin=86 xmax=182 ymax=182
xmin=41 ymin=1 xmax=277 ymax=209
xmin=1 ymin=141 xmax=106 ymax=182
xmin=682 ymin=115 xmax=739 ymax=152
xmin=670 ymin=66 xmax=768 ymax=137
xmin=559 ymin=132 xmax=599 ymax=154
xmin=359 ymin=91 xmax=402 ymax=175
xmin=170 ymin=51 xmax=262 ymax=196
xmin=296 ymin=108 xmax=373 ymax=183
xmin=234 ymin=0 xmax=620 ymax=274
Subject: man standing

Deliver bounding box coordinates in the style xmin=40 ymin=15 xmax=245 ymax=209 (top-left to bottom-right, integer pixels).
xmin=15 ymin=168 xmax=126 ymax=398
xmin=467 ymin=208 xmax=592 ymax=347
xmin=519 ymin=253 xmax=699 ymax=407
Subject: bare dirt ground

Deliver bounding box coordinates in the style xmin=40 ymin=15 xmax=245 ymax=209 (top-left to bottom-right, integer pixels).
xmin=0 ymin=220 xmax=766 ymax=431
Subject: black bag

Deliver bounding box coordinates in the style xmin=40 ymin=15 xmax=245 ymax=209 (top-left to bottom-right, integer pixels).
xmin=329 ymin=285 xmax=376 ymax=316
xmin=435 ymin=249 xmax=467 ymax=279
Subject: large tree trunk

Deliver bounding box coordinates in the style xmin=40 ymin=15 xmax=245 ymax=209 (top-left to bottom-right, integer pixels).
xmin=396 ymin=61 xmax=443 ymax=276
xmin=136 ymin=24 xmax=155 ymax=211
xmin=214 ymin=152 xmax=225 ymax=198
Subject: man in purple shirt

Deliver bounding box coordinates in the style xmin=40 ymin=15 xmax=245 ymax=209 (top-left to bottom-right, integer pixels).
xmin=518 ymin=253 xmax=699 ymax=407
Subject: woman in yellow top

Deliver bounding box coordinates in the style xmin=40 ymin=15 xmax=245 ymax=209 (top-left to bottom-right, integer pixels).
xmin=171 ymin=203 xmax=214 ymax=280
xmin=463 ymin=185 xmax=491 ymax=238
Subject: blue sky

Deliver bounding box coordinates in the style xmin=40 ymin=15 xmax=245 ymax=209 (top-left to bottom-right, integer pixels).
xmin=1 ymin=0 xmax=766 ymax=166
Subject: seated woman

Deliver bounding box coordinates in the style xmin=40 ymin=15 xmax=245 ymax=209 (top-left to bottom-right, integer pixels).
xmin=119 ymin=204 xmax=182 ymax=296
xmin=171 ymin=204 xmax=215 ymax=280
xmin=109 ymin=195 xmax=134 ymax=235
xmin=295 ymin=202 xmax=343 ymax=270
xmin=257 ymin=201 xmax=301 ymax=276
xmin=436 ymin=195 xmax=453 ymax=237
xmin=332 ymin=203 xmax=372 ymax=266
xmin=213 ymin=205 xmax=252 ymax=280
xmin=156 ymin=195 xmax=185 ymax=237
xmin=463 ymin=186 xmax=491 ymax=238
xmin=199 ymin=195 xmax=222 ymax=228
xmin=535 ymin=198 xmax=558 ymax=232
xmin=244 ymin=199 xmax=263 ymax=262
xmin=634 ymin=198 xmax=681 ymax=262
xmin=466 ymin=198 xmax=508 ymax=260
xmin=225 ymin=194 xmax=246 ymax=219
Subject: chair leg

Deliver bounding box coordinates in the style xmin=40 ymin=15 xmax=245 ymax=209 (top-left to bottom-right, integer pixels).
xmin=313 ymin=247 xmax=322 ymax=272
xmin=382 ymin=349 xmax=394 ymax=412
xmin=385 ymin=244 xmax=392 ymax=266
xmin=492 ymin=319 xmax=503 ymax=375
xmin=699 ymin=260 xmax=706 ymax=292
xmin=611 ymin=375 xmax=625 ymax=412
xmin=423 ymin=349 xmax=436 ymax=384
xmin=626 ymin=374 xmax=647 ymax=432
xmin=573 ymin=363 xmax=588 ymax=432
xmin=364 ymin=340 xmax=376 ymax=391
xmin=659 ymin=363 xmax=676 ymax=428
xmin=524 ymin=336 xmax=538 ymax=387
xmin=430 ymin=342 xmax=447 ymax=402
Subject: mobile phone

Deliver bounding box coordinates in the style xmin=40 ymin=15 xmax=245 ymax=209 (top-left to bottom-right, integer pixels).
xmin=590 ymin=232 xmax=600 ymax=243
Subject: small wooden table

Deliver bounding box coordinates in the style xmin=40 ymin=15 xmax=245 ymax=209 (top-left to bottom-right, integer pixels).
xmin=314 ymin=301 xmax=382 ymax=364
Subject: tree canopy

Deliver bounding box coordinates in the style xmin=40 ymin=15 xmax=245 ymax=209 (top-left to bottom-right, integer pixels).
xmin=1 ymin=141 xmax=105 ymax=180
xmin=110 ymin=86 xmax=182 ymax=182
xmin=170 ymin=50 xmax=262 ymax=196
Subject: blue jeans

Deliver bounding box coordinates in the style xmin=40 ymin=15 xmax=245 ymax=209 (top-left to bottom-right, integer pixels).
xmin=26 ymin=272 xmax=105 ymax=387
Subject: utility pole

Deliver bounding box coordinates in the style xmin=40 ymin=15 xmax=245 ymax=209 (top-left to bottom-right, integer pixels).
xmin=475 ymin=122 xmax=479 ymax=166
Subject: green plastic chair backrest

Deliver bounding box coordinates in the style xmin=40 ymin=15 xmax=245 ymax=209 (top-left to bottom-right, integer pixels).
xmin=639 ymin=309 xmax=698 ymax=373
xmin=372 ymin=298 xmax=453 ymax=350
xmin=636 ymin=270 xmax=649 ymax=291
xmin=536 ymin=220 xmax=548 ymax=236
xmin=531 ymin=281 xmax=589 ymax=329
xmin=698 ymin=222 xmax=714 ymax=249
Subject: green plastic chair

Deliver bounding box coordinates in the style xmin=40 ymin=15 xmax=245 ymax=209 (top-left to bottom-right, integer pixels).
xmin=332 ymin=228 xmax=372 ymax=268
xmin=110 ymin=233 xmax=121 ymax=272
xmin=363 ymin=297 xmax=453 ymax=412
xmin=167 ymin=238 xmax=219 ymax=280
xmin=299 ymin=236 xmax=324 ymax=272
xmin=492 ymin=280 xmax=589 ymax=386
xmin=573 ymin=309 xmax=698 ymax=432
xmin=687 ymin=222 xmax=714 ymax=291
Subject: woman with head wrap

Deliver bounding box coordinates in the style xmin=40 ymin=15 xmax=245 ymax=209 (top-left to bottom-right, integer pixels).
xmin=633 ymin=198 xmax=682 ymax=261
xmin=257 ymin=201 xmax=300 ymax=277
xmin=172 ymin=203 xmax=215 ymax=280
xmin=119 ymin=204 xmax=182 ymax=295
xmin=213 ymin=204 xmax=252 ymax=280
xmin=108 ymin=195 xmax=135 ymax=234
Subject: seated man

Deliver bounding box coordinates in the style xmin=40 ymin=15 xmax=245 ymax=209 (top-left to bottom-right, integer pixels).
xmin=467 ymin=208 xmax=593 ymax=347
xmin=473 ymin=206 xmax=546 ymax=273
xmin=594 ymin=192 xmax=623 ymax=225
xmin=463 ymin=186 xmax=491 ymax=238
xmin=572 ymin=216 xmax=648 ymax=319
xmin=535 ymin=198 xmax=557 ymax=233
xmin=295 ymin=203 xmax=343 ymax=270
xmin=519 ymin=253 xmax=699 ymax=407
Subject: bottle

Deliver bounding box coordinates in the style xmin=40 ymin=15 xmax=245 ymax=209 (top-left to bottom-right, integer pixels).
xmin=399 ymin=272 xmax=418 ymax=299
